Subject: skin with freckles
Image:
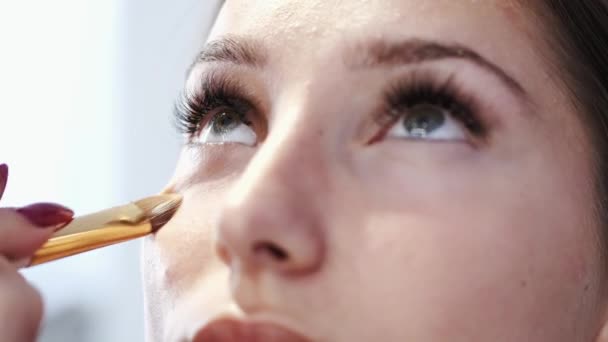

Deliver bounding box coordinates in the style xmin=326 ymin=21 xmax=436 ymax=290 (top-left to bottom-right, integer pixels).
xmin=143 ymin=1 xmax=608 ymax=341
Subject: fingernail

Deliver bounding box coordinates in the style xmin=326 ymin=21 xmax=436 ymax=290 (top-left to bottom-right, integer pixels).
xmin=0 ymin=164 xmax=8 ymax=200
xmin=17 ymin=203 xmax=74 ymax=228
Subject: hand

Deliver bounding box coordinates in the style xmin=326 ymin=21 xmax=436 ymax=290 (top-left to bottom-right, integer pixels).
xmin=0 ymin=164 xmax=74 ymax=342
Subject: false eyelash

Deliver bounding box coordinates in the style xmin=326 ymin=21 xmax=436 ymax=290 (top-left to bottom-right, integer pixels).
xmin=173 ymin=73 xmax=253 ymax=138
xmin=383 ymin=72 xmax=486 ymax=137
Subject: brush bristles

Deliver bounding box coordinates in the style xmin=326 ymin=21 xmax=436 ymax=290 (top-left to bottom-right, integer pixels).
xmin=134 ymin=194 xmax=183 ymax=232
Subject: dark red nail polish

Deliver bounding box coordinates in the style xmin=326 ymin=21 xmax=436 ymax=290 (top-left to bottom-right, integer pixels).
xmin=0 ymin=164 xmax=8 ymax=200
xmin=17 ymin=203 xmax=74 ymax=228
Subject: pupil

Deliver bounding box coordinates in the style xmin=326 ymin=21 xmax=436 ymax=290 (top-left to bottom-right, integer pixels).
xmin=212 ymin=111 xmax=239 ymax=134
xmin=403 ymin=105 xmax=445 ymax=137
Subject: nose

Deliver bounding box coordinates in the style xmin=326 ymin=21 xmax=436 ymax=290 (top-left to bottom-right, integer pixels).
xmin=215 ymin=138 xmax=327 ymax=277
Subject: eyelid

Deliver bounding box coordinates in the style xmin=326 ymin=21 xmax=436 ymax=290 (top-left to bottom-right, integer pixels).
xmin=382 ymin=70 xmax=482 ymax=124
xmin=195 ymin=68 xmax=266 ymax=108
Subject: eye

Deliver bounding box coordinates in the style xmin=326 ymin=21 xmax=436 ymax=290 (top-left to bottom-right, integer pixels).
xmin=379 ymin=75 xmax=486 ymax=144
xmin=386 ymin=104 xmax=467 ymax=141
xmin=195 ymin=107 xmax=257 ymax=146
xmin=174 ymin=73 xmax=262 ymax=146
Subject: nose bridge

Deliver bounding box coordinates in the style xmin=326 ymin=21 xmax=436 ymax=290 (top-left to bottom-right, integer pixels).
xmin=236 ymin=102 xmax=329 ymax=204
xmin=216 ymin=108 xmax=328 ymax=279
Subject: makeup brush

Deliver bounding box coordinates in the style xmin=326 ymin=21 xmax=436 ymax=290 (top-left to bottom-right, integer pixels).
xmin=28 ymin=194 xmax=182 ymax=266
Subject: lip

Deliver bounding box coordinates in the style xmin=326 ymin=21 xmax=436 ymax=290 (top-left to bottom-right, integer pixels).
xmin=192 ymin=318 xmax=313 ymax=342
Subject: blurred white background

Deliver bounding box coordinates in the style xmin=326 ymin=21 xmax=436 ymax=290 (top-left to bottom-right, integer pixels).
xmin=0 ymin=1 xmax=220 ymax=341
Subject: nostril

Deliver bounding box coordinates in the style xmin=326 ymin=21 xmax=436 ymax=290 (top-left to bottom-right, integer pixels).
xmin=217 ymin=244 xmax=232 ymax=264
xmin=253 ymin=241 xmax=289 ymax=262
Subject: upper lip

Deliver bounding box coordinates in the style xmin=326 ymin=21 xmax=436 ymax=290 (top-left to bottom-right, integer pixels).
xmin=192 ymin=317 xmax=313 ymax=342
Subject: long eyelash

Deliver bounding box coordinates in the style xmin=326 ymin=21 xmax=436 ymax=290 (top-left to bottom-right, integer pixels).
xmin=173 ymin=73 xmax=252 ymax=138
xmin=383 ymin=71 xmax=486 ymax=137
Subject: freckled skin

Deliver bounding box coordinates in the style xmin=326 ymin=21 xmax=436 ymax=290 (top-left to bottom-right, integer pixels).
xmin=143 ymin=1 xmax=608 ymax=341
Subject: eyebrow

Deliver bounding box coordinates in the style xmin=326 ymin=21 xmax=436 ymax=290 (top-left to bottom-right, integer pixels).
xmin=193 ymin=36 xmax=527 ymax=98
xmin=194 ymin=36 xmax=267 ymax=68
xmin=348 ymin=38 xmax=527 ymax=97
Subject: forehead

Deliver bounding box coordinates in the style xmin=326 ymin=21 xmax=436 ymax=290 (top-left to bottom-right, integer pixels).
xmin=210 ymin=0 xmax=530 ymax=51
xmin=208 ymin=1 xmax=540 ymax=83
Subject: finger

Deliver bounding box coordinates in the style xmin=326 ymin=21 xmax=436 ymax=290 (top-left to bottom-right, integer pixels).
xmin=0 ymin=164 xmax=8 ymax=201
xmin=0 ymin=204 xmax=73 ymax=259
xmin=0 ymin=258 xmax=43 ymax=342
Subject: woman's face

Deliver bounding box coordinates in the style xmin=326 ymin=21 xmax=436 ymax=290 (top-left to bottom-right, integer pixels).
xmin=143 ymin=1 xmax=607 ymax=341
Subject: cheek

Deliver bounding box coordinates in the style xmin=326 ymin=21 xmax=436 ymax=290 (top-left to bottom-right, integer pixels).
xmin=149 ymin=185 xmax=223 ymax=291
xmin=147 ymin=145 xmax=253 ymax=296
xmin=143 ymin=175 xmax=233 ymax=334
xmin=333 ymin=138 xmax=600 ymax=334
xmin=171 ymin=146 xmax=247 ymax=186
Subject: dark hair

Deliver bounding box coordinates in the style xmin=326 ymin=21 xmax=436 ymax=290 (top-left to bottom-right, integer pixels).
xmin=535 ymin=1 xmax=608 ymax=264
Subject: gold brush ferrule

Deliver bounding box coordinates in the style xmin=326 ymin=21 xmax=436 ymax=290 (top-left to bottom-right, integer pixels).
xmin=29 ymin=194 xmax=181 ymax=266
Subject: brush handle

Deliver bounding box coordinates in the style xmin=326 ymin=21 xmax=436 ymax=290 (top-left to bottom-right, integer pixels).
xmin=30 ymin=222 xmax=152 ymax=266
xmin=27 ymin=194 xmax=181 ymax=266
xmin=51 ymin=203 xmax=145 ymax=238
